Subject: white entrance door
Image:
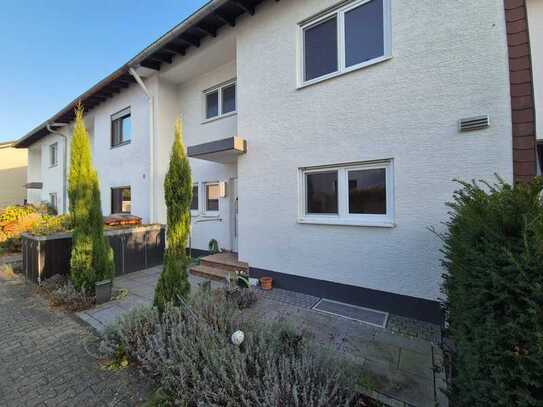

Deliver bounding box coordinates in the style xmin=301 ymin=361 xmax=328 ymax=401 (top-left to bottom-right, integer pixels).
xmin=230 ymin=178 xmax=238 ymax=253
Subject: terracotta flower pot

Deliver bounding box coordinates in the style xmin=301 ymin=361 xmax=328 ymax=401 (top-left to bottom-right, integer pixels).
xmin=260 ymin=277 xmax=273 ymax=290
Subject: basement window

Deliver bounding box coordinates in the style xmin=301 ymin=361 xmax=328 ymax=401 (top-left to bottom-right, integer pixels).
xmin=299 ymin=0 xmax=391 ymax=87
xmin=49 ymin=193 xmax=58 ymax=213
xmin=111 ymin=107 xmax=131 ymax=147
xmin=204 ymin=80 xmax=236 ymax=120
xmin=111 ymin=186 xmax=131 ymax=214
xmin=298 ymin=160 xmax=394 ymax=227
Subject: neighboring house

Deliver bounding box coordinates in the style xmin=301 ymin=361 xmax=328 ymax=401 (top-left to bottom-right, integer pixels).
xmin=0 ymin=141 xmax=27 ymax=208
xmin=14 ymin=0 xmax=541 ymax=323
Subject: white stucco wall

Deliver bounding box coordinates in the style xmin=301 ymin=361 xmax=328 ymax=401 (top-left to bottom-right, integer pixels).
xmin=91 ymin=83 xmax=151 ymax=222
xmin=38 ymin=133 xmax=67 ymax=211
xmin=233 ymin=0 xmax=513 ymax=301
xmin=527 ymin=0 xmax=543 ymax=139
xmin=154 ymin=60 xmax=238 ymax=251
xmin=26 ymin=146 xmax=42 ymax=204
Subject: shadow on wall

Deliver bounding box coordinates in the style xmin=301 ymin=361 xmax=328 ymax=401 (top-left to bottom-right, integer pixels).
xmin=0 ymin=166 xmax=28 ymax=208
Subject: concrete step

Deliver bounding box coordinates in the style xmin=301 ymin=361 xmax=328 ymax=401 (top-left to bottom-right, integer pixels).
xmin=190 ymin=264 xmax=233 ymax=282
xmin=199 ymin=253 xmax=249 ymax=273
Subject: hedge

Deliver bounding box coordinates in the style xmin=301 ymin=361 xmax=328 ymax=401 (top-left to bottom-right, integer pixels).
xmin=441 ymin=177 xmax=543 ymax=406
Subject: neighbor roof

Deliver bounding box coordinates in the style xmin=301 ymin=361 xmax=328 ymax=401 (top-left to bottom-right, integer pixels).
xmin=15 ymin=0 xmax=267 ymax=148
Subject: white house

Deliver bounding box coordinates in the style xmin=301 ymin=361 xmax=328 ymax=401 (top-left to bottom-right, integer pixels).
xmin=15 ymin=0 xmax=540 ymax=323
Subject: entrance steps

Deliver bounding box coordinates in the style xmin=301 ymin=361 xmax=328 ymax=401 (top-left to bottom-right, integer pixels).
xmin=190 ymin=252 xmax=249 ymax=281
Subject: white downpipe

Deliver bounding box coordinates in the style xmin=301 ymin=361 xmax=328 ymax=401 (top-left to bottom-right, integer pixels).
xmin=46 ymin=123 xmax=68 ymax=214
xmin=129 ymin=67 xmax=155 ymax=223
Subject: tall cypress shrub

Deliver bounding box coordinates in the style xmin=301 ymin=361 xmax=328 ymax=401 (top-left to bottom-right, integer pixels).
xmin=154 ymin=118 xmax=191 ymax=312
xmin=441 ymin=177 xmax=543 ymax=406
xmin=69 ymin=105 xmax=114 ymax=292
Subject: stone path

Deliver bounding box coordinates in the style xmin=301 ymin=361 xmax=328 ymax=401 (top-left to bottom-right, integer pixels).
xmin=79 ymin=266 xmax=448 ymax=406
xmin=0 ymin=272 xmax=149 ymax=407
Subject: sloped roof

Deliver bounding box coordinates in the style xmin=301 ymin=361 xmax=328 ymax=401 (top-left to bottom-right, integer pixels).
xmin=15 ymin=0 xmax=267 ymax=148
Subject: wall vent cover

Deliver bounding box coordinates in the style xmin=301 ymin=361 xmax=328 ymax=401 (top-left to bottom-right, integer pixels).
xmin=459 ymin=115 xmax=490 ymax=132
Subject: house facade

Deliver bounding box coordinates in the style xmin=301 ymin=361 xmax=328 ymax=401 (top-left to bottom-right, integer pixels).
xmin=15 ymin=0 xmax=541 ymax=323
xmin=0 ymin=141 xmax=27 ymax=208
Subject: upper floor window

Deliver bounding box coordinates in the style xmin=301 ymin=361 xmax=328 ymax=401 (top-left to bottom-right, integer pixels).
xmin=111 ymin=107 xmax=131 ymax=147
xmin=204 ymin=81 xmax=236 ymax=120
xmin=49 ymin=142 xmax=58 ymax=167
xmin=111 ymin=186 xmax=131 ymax=214
xmin=299 ymin=0 xmax=391 ymax=86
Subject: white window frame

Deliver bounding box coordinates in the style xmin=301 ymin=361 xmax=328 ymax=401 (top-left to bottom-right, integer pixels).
xmin=191 ymin=183 xmax=200 ymax=216
xmin=297 ymin=160 xmax=395 ymax=227
xmin=202 ymin=79 xmax=237 ymax=123
xmin=204 ymin=182 xmax=220 ymax=216
xmin=297 ymin=0 xmax=392 ymax=88
xmin=111 ymin=107 xmax=132 ymax=148
xmin=49 ymin=142 xmax=58 ymax=167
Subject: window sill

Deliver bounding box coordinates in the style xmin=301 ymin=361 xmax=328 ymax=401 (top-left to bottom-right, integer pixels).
xmin=111 ymin=141 xmax=131 ymax=149
xmin=201 ymin=111 xmax=237 ymax=125
xmin=297 ymin=55 xmax=392 ymax=90
xmin=297 ymin=217 xmax=395 ymax=228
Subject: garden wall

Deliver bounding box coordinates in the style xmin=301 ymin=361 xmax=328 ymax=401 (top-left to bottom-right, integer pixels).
xmin=21 ymin=225 xmax=165 ymax=283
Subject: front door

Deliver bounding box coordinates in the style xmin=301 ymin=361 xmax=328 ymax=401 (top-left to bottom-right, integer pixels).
xmin=230 ymin=178 xmax=238 ymax=253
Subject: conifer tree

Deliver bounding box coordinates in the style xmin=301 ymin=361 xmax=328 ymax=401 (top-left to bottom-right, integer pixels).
xmin=69 ymin=104 xmax=114 ymax=292
xmin=154 ymin=118 xmax=192 ymax=312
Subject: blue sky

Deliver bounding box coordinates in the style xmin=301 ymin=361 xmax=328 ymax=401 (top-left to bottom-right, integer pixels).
xmin=0 ymin=0 xmax=209 ymax=143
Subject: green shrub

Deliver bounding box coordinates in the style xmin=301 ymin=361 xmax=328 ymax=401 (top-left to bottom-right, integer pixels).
xmin=68 ymin=105 xmax=114 ymax=293
xmin=208 ymin=238 xmax=220 ymax=254
xmin=30 ymin=214 xmax=72 ymax=236
xmin=441 ymin=177 xmax=543 ymax=406
xmin=154 ymin=118 xmax=192 ymax=312
xmin=101 ymin=287 xmax=365 ymax=406
xmin=0 ymin=205 xmax=38 ymax=225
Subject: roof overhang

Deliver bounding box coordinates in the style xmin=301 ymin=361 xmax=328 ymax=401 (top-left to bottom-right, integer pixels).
xmin=188 ymin=136 xmax=247 ymax=163
xmin=14 ymin=0 xmax=268 ymax=149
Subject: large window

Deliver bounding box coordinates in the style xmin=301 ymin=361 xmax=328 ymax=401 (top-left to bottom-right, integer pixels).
xmin=205 ymin=183 xmax=220 ymax=213
xmin=111 ymin=107 xmax=131 ymax=147
xmin=298 ymin=160 xmax=394 ymax=227
xmin=204 ymin=81 xmax=236 ymax=120
xmin=299 ymin=0 xmax=391 ymax=86
xmin=49 ymin=142 xmax=58 ymax=167
xmin=111 ymin=187 xmax=131 ymax=214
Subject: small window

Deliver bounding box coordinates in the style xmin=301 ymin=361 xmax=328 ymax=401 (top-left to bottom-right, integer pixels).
xmin=299 ymin=160 xmax=394 ymax=227
xmin=49 ymin=143 xmax=58 ymax=167
xmin=204 ymin=81 xmax=236 ymax=120
xmin=221 ymin=83 xmax=236 ymax=114
xmin=111 ymin=187 xmax=131 ymax=214
xmin=49 ymin=193 xmax=58 ymax=212
xmin=205 ymin=183 xmax=220 ymax=212
xmin=306 ymin=171 xmax=338 ymax=214
xmin=111 ymin=108 xmax=131 ymax=147
xmin=191 ymin=184 xmax=199 ymax=211
xmin=206 ymin=91 xmax=219 ymax=119
xmin=299 ymin=0 xmax=390 ymax=86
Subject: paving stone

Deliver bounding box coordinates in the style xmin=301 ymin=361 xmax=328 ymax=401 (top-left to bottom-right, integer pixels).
xmin=0 ymin=278 xmax=150 ymax=406
xmin=399 ymin=348 xmax=434 ymax=379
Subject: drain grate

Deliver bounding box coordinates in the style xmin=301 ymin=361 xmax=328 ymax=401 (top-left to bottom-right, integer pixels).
xmin=312 ymin=299 xmax=389 ymax=328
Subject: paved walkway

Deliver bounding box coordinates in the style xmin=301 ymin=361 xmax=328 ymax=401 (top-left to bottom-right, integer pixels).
xmin=79 ymin=266 xmax=448 ymax=407
xmin=0 ymin=272 xmax=149 ymax=407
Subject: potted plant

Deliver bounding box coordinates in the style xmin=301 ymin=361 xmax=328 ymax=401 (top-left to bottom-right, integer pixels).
xmin=260 ymin=276 xmax=273 ymax=290
xmin=95 ymin=279 xmax=112 ymax=305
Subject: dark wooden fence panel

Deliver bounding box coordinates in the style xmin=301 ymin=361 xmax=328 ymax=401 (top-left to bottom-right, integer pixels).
xmin=21 ymin=225 xmax=165 ymax=283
